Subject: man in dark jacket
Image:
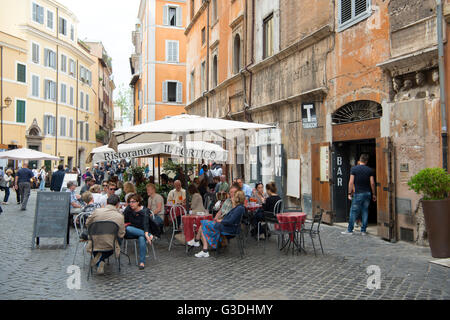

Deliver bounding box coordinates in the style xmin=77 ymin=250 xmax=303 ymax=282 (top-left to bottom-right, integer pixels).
xmin=50 ymin=165 xmax=66 ymax=192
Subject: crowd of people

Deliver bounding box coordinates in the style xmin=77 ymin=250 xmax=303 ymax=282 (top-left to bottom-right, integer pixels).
xmin=0 ymin=160 xmax=280 ymax=274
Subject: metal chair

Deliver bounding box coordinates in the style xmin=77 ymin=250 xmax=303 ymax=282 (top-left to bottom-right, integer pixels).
xmin=257 ymin=199 xmax=283 ymax=244
xmin=168 ymin=204 xmax=187 ymax=251
xmin=300 ymin=210 xmax=324 ymax=256
xmin=72 ymin=211 xmax=90 ymax=265
xmin=215 ymin=212 xmax=246 ymax=259
xmin=87 ymin=221 xmax=121 ymax=280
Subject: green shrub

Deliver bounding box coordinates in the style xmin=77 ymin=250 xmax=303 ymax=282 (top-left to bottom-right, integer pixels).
xmin=408 ymin=168 xmax=450 ymax=200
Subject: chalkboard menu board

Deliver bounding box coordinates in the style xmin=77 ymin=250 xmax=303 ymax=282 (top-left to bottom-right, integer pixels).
xmin=32 ymin=192 xmax=71 ymax=248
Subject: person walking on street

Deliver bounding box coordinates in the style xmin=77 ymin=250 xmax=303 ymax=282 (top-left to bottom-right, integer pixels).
xmin=1 ymin=169 xmax=13 ymax=204
xmin=50 ymin=165 xmax=66 ymax=192
xmin=15 ymin=162 xmax=34 ymax=211
xmin=341 ymin=154 xmax=376 ymax=236
xmin=39 ymin=166 xmax=47 ymax=191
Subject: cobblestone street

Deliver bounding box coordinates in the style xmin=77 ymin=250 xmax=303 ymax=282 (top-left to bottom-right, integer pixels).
xmin=0 ymin=190 xmax=448 ymax=300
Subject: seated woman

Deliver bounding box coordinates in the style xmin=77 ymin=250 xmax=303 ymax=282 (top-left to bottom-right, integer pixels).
xmin=188 ymin=184 xmax=208 ymax=214
xmin=250 ymin=182 xmax=282 ymax=239
xmin=251 ymin=183 xmax=268 ymax=205
xmin=213 ymin=184 xmax=238 ymax=221
xmin=187 ymin=191 xmax=246 ymax=258
xmin=89 ymin=184 xmax=107 ymax=207
xmin=123 ymin=193 xmax=153 ymax=270
xmin=123 ymin=182 xmax=136 ymax=203
xmin=75 ymin=191 xmax=101 ymax=227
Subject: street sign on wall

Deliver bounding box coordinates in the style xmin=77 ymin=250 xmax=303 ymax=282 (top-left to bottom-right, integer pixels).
xmin=302 ymin=103 xmax=318 ymax=129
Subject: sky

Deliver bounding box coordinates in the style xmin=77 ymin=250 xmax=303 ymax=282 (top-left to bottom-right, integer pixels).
xmin=58 ymin=0 xmax=140 ymax=101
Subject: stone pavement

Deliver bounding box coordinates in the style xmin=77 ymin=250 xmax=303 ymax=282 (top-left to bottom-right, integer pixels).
xmin=0 ymin=189 xmax=448 ymax=300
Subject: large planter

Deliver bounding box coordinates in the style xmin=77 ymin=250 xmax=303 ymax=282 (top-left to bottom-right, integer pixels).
xmin=422 ymin=198 xmax=450 ymax=258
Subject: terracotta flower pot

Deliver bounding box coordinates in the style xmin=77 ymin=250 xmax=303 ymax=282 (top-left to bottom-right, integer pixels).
xmin=422 ymin=198 xmax=450 ymax=258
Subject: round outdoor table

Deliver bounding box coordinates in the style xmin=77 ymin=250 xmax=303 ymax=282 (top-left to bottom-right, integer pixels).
xmin=182 ymin=214 xmax=213 ymax=242
xmin=276 ymin=212 xmax=307 ymax=241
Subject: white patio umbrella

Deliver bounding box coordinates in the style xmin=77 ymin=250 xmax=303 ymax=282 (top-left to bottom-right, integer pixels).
xmin=86 ymin=141 xmax=228 ymax=164
xmin=109 ymin=114 xmax=275 ymax=147
xmin=0 ymin=148 xmax=60 ymax=161
xmin=109 ymin=114 xmax=274 ymax=209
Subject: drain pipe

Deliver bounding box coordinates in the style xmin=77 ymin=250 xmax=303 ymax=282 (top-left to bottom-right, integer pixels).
xmin=437 ymin=0 xmax=448 ymax=171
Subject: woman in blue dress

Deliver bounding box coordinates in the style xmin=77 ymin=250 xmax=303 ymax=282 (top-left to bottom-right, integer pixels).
xmin=188 ymin=190 xmax=246 ymax=258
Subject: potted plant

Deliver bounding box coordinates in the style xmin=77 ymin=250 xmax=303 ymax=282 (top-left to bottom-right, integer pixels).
xmin=408 ymin=168 xmax=450 ymax=258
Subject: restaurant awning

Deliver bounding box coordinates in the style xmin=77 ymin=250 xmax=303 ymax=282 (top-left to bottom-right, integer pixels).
xmin=87 ymin=141 xmax=229 ymax=164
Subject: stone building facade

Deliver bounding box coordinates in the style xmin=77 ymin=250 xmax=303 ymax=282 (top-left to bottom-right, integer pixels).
xmin=185 ymin=0 xmax=450 ymax=245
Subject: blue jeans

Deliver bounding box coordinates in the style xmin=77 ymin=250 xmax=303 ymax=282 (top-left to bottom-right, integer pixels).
xmin=3 ymin=187 xmax=9 ymax=202
xmin=125 ymin=226 xmax=151 ymax=264
xmin=347 ymin=192 xmax=371 ymax=233
xmin=39 ymin=179 xmax=45 ymax=191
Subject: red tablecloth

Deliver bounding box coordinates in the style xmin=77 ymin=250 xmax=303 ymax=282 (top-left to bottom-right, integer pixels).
xmin=182 ymin=214 xmax=213 ymax=242
xmin=276 ymin=212 xmax=307 ymax=240
xmin=245 ymin=203 xmax=262 ymax=213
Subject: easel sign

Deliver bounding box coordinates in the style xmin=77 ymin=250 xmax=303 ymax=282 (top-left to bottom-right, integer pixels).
xmin=32 ymin=192 xmax=71 ymax=249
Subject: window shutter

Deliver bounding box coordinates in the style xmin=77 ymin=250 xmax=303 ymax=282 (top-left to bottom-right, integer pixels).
xmin=33 ymin=4 xmax=37 ymax=22
xmin=174 ymin=41 xmax=179 ymax=62
xmin=32 ymin=44 xmax=39 ymax=63
xmin=176 ymin=7 xmax=182 ymax=27
xmin=166 ymin=41 xmax=169 ymax=62
xmin=17 ymin=64 xmax=26 ymax=83
xmin=163 ymin=81 xmax=168 ymax=102
xmin=69 ymin=119 xmax=73 ymax=137
xmin=340 ymin=0 xmax=352 ymax=24
xmin=16 ymin=100 xmax=25 ymax=123
xmin=70 ymin=87 xmax=74 ymax=105
xmin=80 ymin=92 xmax=84 ymax=109
xmin=79 ymin=122 xmax=83 ymax=140
xmin=32 ymin=75 xmax=39 ymax=97
xmin=85 ymin=123 xmax=89 ymax=141
xmin=163 ymin=6 xmax=168 ymax=25
xmin=38 ymin=6 xmax=44 ymax=24
xmin=355 ymin=0 xmax=368 ymax=16
xmin=86 ymin=94 xmax=89 ymax=111
xmin=44 ymin=49 xmax=48 ymax=67
xmin=176 ymin=82 xmax=182 ymax=103
xmin=52 ymin=82 xmax=56 ymax=101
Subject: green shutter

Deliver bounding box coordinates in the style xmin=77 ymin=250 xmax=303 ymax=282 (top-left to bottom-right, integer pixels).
xmin=17 ymin=64 xmax=26 ymax=83
xmin=16 ymin=100 xmax=25 ymax=123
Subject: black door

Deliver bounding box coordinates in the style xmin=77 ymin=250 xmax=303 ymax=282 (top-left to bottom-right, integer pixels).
xmin=332 ymin=143 xmax=351 ymax=222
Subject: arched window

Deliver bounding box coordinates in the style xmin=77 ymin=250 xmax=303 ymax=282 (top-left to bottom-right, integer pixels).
xmin=233 ymin=34 xmax=241 ymax=74
xmin=332 ymin=100 xmax=382 ymax=124
xmin=212 ymin=55 xmax=218 ymax=87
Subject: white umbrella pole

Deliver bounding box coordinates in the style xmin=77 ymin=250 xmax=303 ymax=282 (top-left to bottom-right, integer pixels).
xmin=183 ymin=133 xmax=190 ymax=212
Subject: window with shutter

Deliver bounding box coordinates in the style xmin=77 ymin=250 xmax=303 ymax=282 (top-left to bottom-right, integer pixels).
xmin=61 ymin=55 xmax=67 ymax=72
xmin=32 ymin=43 xmax=40 ymax=64
xmin=32 ymin=75 xmax=39 ymax=97
xmin=16 ymin=100 xmax=26 ymax=123
xmin=70 ymin=87 xmax=74 ymax=105
xmin=61 ymin=84 xmax=66 ymax=103
xmin=79 ymin=122 xmax=84 ymax=140
xmin=167 ymin=81 xmax=177 ymax=102
xmin=69 ymin=119 xmax=73 ymax=137
xmin=338 ymin=0 xmax=371 ymax=31
xmin=32 ymin=3 xmax=44 ymax=24
xmin=47 ymin=11 xmax=53 ymax=29
xmin=17 ymin=63 xmax=26 ymax=83
xmin=59 ymin=17 xmax=67 ymax=35
xmin=169 ymin=7 xmax=177 ymax=26
xmin=60 ymin=117 xmax=66 ymax=137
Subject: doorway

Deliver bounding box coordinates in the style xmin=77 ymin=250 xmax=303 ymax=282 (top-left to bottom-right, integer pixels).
xmin=332 ymin=139 xmax=377 ymax=227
